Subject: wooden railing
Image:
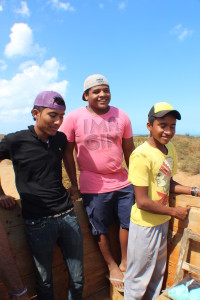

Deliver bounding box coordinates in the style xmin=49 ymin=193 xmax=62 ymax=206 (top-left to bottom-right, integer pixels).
xmin=0 ymin=193 xmax=199 ymax=300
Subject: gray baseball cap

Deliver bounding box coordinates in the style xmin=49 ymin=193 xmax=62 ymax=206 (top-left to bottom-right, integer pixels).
xmin=82 ymin=74 xmax=109 ymax=100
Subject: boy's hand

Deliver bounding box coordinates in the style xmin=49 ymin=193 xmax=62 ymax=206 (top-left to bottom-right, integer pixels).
xmin=69 ymin=185 xmax=81 ymax=203
xmin=0 ymin=195 xmax=16 ymax=209
xmin=173 ymin=206 xmax=190 ymax=220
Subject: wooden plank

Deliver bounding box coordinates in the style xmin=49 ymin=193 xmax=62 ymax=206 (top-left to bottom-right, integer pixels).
xmin=84 ymin=287 xmax=110 ymax=300
xmin=182 ymin=262 xmax=200 ymax=277
xmin=174 ymin=228 xmax=190 ymax=284
xmin=110 ymin=284 xmax=124 ymax=300
xmin=156 ymin=294 xmax=170 ymax=300
xmin=169 ymin=208 xmax=200 ymax=234
xmin=170 ymin=194 xmax=200 ymax=209
xmin=174 ymin=228 xmax=200 ymax=285
xmin=165 ymin=195 xmax=200 ymax=288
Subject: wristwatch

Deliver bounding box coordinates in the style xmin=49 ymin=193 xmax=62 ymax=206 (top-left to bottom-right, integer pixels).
xmin=191 ymin=186 xmax=199 ymax=197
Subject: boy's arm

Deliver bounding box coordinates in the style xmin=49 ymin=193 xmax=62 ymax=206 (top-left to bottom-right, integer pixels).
xmin=170 ymin=178 xmax=200 ymax=197
xmin=0 ymin=220 xmax=30 ymax=299
xmin=122 ymin=137 xmax=135 ymax=168
xmin=62 ymin=142 xmax=80 ymax=201
xmin=134 ymin=186 xmax=190 ymax=220
xmin=0 ymin=162 xmax=16 ymax=209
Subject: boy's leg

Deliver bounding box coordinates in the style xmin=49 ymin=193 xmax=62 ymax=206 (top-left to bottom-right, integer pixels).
xmin=119 ymin=227 xmax=129 ymax=272
xmin=144 ymin=222 xmax=168 ymax=299
xmin=24 ymin=218 xmax=57 ymax=300
xmin=82 ymin=193 xmax=124 ymax=290
xmin=124 ymin=222 xmax=167 ymax=300
xmin=58 ymin=211 xmax=84 ymax=300
xmin=116 ymin=185 xmax=135 ymax=273
xmin=98 ymin=233 xmax=124 ymax=290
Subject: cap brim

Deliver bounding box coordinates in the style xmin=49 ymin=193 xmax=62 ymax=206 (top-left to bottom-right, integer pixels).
xmin=155 ymin=110 xmax=181 ymax=120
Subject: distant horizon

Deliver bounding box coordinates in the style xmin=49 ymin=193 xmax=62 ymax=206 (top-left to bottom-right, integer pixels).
xmin=1 ymin=131 xmax=200 ymax=138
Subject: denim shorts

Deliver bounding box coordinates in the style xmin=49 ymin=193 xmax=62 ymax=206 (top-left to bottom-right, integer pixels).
xmin=82 ymin=185 xmax=135 ymax=235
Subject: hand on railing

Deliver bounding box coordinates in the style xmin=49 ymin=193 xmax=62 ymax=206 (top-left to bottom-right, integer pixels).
xmin=0 ymin=194 xmax=16 ymax=209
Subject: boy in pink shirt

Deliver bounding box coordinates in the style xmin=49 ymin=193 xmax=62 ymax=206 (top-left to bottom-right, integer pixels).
xmin=60 ymin=74 xmax=135 ymax=292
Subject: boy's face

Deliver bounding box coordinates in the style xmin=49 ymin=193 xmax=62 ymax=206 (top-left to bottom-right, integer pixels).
xmin=147 ymin=114 xmax=176 ymax=145
xmin=33 ymin=107 xmax=65 ymax=141
xmin=84 ymin=85 xmax=111 ymax=114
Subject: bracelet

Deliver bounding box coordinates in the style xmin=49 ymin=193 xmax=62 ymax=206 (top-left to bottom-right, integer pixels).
xmin=191 ymin=187 xmax=199 ymax=197
xmin=8 ymin=286 xmax=27 ymax=298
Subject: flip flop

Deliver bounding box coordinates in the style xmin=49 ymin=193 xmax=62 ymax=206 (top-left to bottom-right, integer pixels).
xmin=106 ymin=274 xmax=124 ymax=293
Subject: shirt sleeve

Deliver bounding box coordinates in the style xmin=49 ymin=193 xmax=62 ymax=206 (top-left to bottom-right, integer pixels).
xmin=60 ymin=113 xmax=75 ymax=143
xmin=128 ymin=151 xmax=150 ymax=186
xmin=122 ymin=111 xmax=133 ymax=139
xmin=0 ymin=135 xmax=11 ymax=160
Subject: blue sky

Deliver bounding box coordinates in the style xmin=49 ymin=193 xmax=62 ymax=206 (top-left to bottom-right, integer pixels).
xmin=0 ymin=0 xmax=200 ymax=135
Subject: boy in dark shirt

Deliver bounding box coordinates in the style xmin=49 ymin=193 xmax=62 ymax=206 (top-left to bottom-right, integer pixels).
xmin=0 ymin=91 xmax=84 ymax=300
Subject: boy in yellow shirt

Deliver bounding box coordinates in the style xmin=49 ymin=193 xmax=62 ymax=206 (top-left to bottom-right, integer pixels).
xmin=124 ymin=102 xmax=200 ymax=300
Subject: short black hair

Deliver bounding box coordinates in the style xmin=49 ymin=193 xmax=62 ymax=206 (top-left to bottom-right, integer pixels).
xmin=52 ymin=96 xmax=65 ymax=107
xmin=149 ymin=116 xmax=156 ymax=126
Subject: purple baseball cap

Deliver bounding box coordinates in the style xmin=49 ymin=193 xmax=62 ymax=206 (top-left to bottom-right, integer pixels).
xmin=34 ymin=91 xmax=66 ymax=110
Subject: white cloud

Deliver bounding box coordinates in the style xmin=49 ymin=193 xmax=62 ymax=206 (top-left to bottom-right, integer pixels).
xmin=118 ymin=1 xmax=128 ymax=10
xmin=19 ymin=60 xmax=37 ymax=71
xmin=170 ymin=24 xmax=193 ymax=41
xmin=0 ymin=60 xmax=7 ymax=70
xmin=4 ymin=23 xmax=45 ymax=58
xmin=0 ymin=0 xmax=5 ymax=12
xmin=178 ymin=29 xmax=193 ymax=41
xmin=15 ymin=1 xmax=30 ymax=17
xmin=49 ymin=0 xmax=74 ymax=11
xmin=0 ymin=57 xmax=68 ymax=124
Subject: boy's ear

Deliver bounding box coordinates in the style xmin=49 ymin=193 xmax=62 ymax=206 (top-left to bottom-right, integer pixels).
xmin=83 ymin=92 xmax=88 ymax=101
xmin=147 ymin=121 xmax=151 ymax=132
xmin=32 ymin=108 xmax=40 ymax=120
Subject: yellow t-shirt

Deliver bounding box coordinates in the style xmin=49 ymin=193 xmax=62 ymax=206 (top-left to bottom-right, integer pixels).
xmin=129 ymin=141 xmax=177 ymax=227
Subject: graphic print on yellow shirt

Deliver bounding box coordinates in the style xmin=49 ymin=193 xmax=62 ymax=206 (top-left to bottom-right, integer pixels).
xmin=156 ymin=157 xmax=173 ymax=206
xmin=128 ymin=141 xmax=177 ymax=227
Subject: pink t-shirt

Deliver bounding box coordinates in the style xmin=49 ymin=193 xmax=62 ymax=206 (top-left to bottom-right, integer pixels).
xmin=60 ymin=106 xmax=133 ymax=193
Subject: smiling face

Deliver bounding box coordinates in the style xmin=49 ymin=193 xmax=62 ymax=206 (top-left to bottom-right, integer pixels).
xmin=147 ymin=113 xmax=176 ymax=149
xmin=84 ymin=84 xmax=111 ymax=115
xmin=33 ymin=107 xmax=65 ymax=141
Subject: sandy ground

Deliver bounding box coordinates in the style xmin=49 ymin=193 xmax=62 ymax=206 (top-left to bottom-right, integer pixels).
xmin=0 ymin=160 xmax=19 ymax=198
xmin=0 ymin=159 xmax=200 ymax=198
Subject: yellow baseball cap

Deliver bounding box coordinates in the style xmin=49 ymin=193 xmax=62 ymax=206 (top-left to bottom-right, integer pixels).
xmin=148 ymin=102 xmax=181 ymax=122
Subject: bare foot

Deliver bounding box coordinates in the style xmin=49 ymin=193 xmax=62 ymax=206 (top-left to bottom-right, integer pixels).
xmin=107 ymin=264 xmax=124 ymax=291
